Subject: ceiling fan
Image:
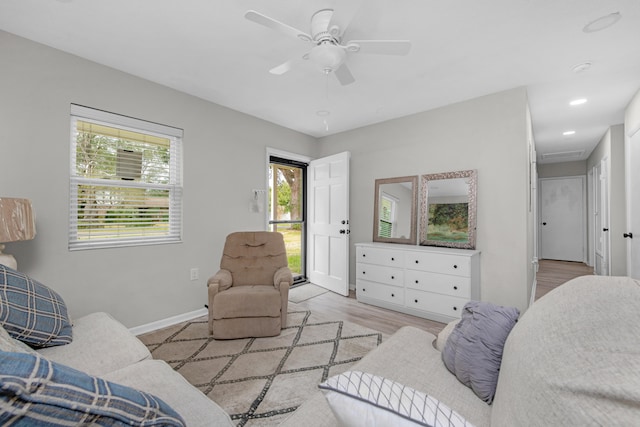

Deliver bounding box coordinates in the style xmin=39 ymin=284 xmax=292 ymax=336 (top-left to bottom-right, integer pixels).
xmin=245 ymin=8 xmax=411 ymax=85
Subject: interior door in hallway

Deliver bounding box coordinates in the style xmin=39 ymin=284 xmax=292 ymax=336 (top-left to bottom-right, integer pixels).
xmin=539 ymin=177 xmax=585 ymax=262
xmin=307 ymin=151 xmax=350 ymax=296
xmin=628 ymin=130 xmax=640 ymax=278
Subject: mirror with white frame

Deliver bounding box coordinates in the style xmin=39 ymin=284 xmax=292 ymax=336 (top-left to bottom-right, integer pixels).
xmin=419 ymin=170 xmax=477 ymax=249
xmin=373 ymin=176 xmax=418 ymax=245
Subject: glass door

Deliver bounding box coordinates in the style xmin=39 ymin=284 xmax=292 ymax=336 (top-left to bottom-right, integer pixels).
xmin=269 ymin=157 xmax=307 ymax=285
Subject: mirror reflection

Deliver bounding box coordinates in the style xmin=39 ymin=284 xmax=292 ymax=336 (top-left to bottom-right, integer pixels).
xmin=373 ymin=176 xmax=418 ymax=245
xmin=420 ymin=170 xmax=477 ymax=249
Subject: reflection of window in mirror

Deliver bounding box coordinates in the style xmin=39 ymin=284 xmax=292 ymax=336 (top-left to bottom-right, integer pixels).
xmin=373 ymin=176 xmax=418 ymax=245
xmin=378 ymin=192 xmax=397 ymax=238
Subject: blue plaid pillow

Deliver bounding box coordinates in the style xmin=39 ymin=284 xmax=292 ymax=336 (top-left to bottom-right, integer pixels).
xmin=0 ymin=350 xmax=186 ymax=426
xmin=0 ymin=264 xmax=73 ymax=348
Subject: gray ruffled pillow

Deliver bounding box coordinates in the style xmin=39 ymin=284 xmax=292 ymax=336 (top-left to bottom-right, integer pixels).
xmin=442 ymin=301 xmax=519 ymax=404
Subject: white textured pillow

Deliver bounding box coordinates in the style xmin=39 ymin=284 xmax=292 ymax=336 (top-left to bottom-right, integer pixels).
xmin=319 ymin=371 xmax=475 ymax=427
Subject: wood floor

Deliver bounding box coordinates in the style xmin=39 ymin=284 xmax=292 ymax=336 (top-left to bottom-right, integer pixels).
xmin=293 ymin=259 xmax=593 ymax=337
xmin=535 ymin=259 xmax=593 ymax=300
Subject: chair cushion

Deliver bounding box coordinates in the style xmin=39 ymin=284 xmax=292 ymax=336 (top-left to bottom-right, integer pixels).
xmin=220 ymin=232 xmax=288 ymax=286
xmin=212 ymin=285 xmax=282 ymax=319
xmin=0 ymin=264 xmax=73 ymax=348
xmin=0 ymin=350 xmax=185 ymax=426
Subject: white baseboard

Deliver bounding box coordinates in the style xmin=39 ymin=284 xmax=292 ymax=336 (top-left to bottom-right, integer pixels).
xmin=129 ymin=308 xmax=208 ymax=336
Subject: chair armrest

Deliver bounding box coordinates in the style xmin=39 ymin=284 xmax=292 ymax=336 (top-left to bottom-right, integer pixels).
xmin=208 ymin=269 xmax=233 ymax=291
xmin=273 ymin=267 xmax=293 ymax=289
xmin=274 ymin=267 xmax=292 ymax=328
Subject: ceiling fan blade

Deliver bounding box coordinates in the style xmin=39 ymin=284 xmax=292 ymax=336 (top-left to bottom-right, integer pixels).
xmin=328 ymin=0 xmax=365 ymax=37
xmin=334 ymin=63 xmax=356 ymax=86
xmin=269 ymin=52 xmax=310 ymax=75
xmin=245 ymin=10 xmax=312 ymax=42
xmin=346 ymin=40 xmax=412 ymax=55
xmin=269 ymin=60 xmax=294 ymax=75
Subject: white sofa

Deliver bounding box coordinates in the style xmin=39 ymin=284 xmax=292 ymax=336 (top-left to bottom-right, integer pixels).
xmin=282 ymin=275 xmax=640 ymax=426
xmin=4 ymin=312 xmax=234 ymax=427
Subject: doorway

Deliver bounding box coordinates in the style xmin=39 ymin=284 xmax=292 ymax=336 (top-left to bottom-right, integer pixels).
xmin=539 ymin=176 xmax=586 ymax=262
xmin=269 ymin=156 xmax=307 ymax=285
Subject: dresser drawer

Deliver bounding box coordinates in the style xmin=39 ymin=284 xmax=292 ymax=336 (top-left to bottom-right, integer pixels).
xmin=405 ymin=252 xmax=470 ymax=276
xmin=405 ymin=270 xmax=471 ymax=298
xmin=356 ymin=246 xmax=404 ymax=268
xmin=405 ymin=289 xmax=468 ymax=318
xmin=357 ymin=280 xmax=404 ymax=305
xmin=356 ymin=263 xmax=404 ymax=287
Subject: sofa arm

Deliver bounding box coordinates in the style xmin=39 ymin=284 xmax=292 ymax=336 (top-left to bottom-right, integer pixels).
xmin=435 ymin=319 xmax=460 ymax=352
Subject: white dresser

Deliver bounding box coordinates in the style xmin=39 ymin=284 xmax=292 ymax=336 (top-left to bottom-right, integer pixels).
xmin=355 ymin=242 xmax=480 ymax=323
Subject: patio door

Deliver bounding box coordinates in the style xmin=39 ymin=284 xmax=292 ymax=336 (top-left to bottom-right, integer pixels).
xmin=269 ymin=156 xmax=307 ymax=284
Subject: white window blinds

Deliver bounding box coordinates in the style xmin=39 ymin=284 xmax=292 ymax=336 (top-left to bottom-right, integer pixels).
xmin=69 ymin=105 xmax=183 ymax=250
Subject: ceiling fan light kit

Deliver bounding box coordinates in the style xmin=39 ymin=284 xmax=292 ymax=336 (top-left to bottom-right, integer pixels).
xmin=309 ymin=42 xmax=346 ymax=72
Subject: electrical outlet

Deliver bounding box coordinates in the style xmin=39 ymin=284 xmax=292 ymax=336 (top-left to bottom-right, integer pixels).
xmin=190 ymin=268 xmax=199 ymax=281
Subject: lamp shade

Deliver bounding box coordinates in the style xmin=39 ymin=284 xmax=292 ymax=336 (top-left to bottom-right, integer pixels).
xmin=0 ymin=198 xmax=36 ymax=243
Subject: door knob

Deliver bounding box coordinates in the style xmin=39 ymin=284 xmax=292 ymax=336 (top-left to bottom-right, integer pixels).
xmin=603 ymin=228 xmax=609 ymax=232
xmin=339 ymin=229 xmax=345 ymax=234
xmin=542 ymin=222 xmax=547 ymax=226
xmin=624 ymin=232 xmax=633 ymax=239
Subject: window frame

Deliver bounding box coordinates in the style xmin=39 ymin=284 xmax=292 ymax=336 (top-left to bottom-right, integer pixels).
xmin=69 ymin=104 xmax=183 ymax=250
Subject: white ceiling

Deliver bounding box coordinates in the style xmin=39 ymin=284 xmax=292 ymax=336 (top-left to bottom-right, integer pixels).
xmin=1 ymin=0 xmax=639 ymax=164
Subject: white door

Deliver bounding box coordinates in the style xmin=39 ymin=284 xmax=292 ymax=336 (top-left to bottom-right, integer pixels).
xmin=307 ymin=151 xmax=350 ymax=296
xmin=539 ymin=177 xmax=585 ymax=262
xmin=627 ymin=130 xmax=640 ymax=278
xmin=596 ymin=160 xmax=610 ymax=275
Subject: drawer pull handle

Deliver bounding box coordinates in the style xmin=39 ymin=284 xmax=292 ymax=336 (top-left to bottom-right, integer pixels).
xmin=391 ymin=257 xmax=395 ymax=261
xmin=453 ymin=265 xmax=458 ymax=269
xmin=453 ymin=286 xmax=458 ymax=290
xmin=362 ymin=254 xmax=366 ymax=257
xmin=414 ymin=299 xmax=418 ymax=303
xmin=415 ymin=280 xmax=419 ymax=284
xmin=362 ymin=288 xmax=366 ymax=292
xmin=391 ymin=276 xmax=395 ymax=279
xmin=453 ymin=306 xmax=458 ymax=311
xmin=415 ymin=260 xmax=419 ymax=264
xmin=362 ymin=271 xmax=366 ymax=274
xmin=391 ymin=293 xmax=395 ymax=297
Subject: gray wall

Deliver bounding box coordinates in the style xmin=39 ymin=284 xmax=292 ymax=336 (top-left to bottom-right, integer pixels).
xmin=317 ymin=88 xmax=533 ymax=313
xmin=587 ymin=125 xmax=626 ymax=275
xmin=0 ymin=31 xmax=318 ymax=327
xmin=0 ymin=30 xmax=536 ymax=326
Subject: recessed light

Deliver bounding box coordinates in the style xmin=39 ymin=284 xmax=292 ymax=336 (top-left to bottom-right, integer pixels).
xmin=563 ymin=130 xmax=576 ymax=136
xmin=569 ymin=98 xmax=587 ymax=106
xmin=571 ymin=61 xmax=592 ymax=73
xmin=583 ymin=12 xmax=622 ymax=33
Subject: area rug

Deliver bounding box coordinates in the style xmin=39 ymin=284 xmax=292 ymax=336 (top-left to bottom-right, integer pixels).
xmin=138 ymin=310 xmax=383 ymax=426
xmin=288 ymin=283 xmax=329 ymax=303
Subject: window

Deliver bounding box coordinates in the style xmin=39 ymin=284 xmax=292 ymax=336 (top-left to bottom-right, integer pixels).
xmin=378 ymin=193 xmax=397 ymax=238
xmin=69 ymin=105 xmax=183 ymax=250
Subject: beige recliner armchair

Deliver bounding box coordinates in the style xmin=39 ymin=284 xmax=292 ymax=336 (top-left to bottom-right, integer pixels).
xmin=207 ymin=231 xmax=293 ymax=339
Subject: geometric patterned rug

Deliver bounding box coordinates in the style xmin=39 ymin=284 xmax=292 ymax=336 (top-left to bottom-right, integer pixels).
xmin=138 ymin=310 xmax=383 ymax=426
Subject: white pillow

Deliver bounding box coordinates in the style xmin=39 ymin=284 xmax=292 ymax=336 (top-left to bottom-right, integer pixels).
xmin=319 ymin=371 xmax=475 ymax=427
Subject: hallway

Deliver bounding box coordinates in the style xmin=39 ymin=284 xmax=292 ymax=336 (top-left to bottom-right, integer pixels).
xmin=535 ymin=259 xmax=594 ymax=301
